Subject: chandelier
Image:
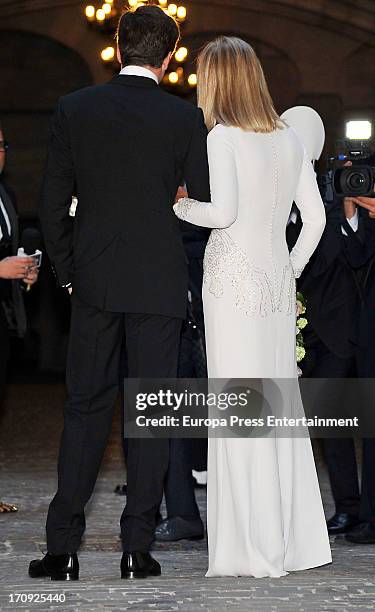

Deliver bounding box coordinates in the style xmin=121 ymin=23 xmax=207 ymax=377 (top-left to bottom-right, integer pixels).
xmin=83 ymin=1 xmax=197 ymax=92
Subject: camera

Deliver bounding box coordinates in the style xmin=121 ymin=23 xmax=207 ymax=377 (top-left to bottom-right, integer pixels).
xmin=333 ymin=141 xmax=375 ymax=198
xmin=320 ymin=134 xmax=375 ymax=203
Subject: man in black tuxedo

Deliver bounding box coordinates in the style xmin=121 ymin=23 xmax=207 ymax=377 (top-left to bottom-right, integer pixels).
xmin=31 ymin=5 xmax=210 ymax=581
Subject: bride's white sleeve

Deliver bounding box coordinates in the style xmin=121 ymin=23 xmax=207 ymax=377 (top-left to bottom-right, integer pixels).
xmin=289 ymin=149 xmax=326 ymax=278
xmin=173 ymin=127 xmax=238 ymax=229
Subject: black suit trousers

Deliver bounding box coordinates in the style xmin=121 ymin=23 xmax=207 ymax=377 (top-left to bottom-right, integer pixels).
xmin=46 ymin=295 xmax=182 ymax=554
xmin=0 ymin=305 xmax=10 ymax=405
xmin=303 ymin=329 xmax=375 ymax=522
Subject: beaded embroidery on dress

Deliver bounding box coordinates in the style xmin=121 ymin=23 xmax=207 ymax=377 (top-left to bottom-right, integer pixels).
xmin=203 ymin=229 xmax=295 ymax=318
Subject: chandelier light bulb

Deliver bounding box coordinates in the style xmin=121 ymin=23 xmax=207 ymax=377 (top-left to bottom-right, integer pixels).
xmin=168 ymin=4 xmax=178 ymax=16
xmin=175 ymin=46 xmax=188 ymax=62
xmin=168 ymin=71 xmax=179 ymax=84
xmin=96 ymin=8 xmax=106 ymax=21
xmin=158 ymin=0 xmax=168 ymax=5
xmin=177 ymin=6 xmax=187 ymax=20
xmin=102 ymin=3 xmax=112 ymax=14
xmin=101 ymin=46 xmax=115 ymax=61
xmin=129 ymin=0 xmax=138 ymax=5
xmin=85 ymin=5 xmax=95 ymax=19
xmin=188 ymin=73 xmax=197 ymax=87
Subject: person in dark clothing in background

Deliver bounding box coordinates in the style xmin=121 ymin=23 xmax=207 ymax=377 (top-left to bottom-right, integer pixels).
xmin=0 ymin=121 xmax=39 ymax=512
xmin=339 ymin=188 xmax=375 ymax=544
xmin=288 ymin=178 xmax=375 ymax=543
xmin=117 ymin=215 xmax=209 ymax=542
xmin=346 ymin=188 xmax=375 ymax=376
xmin=155 ymin=219 xmax=209 ymax=542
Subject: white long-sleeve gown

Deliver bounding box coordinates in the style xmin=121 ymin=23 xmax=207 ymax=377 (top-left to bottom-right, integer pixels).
xmin=174 ymin=124 xmax=332 ymax=578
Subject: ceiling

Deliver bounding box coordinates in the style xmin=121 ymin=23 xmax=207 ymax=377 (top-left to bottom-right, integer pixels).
xmin=1 ymin=0 xmax=375 ymax=42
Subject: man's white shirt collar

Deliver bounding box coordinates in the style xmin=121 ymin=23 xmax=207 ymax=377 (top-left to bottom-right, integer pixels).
xmin=120 ymin=65 xmax=159 ymax=85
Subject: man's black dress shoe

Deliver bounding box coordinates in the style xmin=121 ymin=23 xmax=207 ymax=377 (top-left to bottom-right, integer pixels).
xmin=29 ymin=553 xmax=79 ymax=581
xmin=121 ymin=552 xmax=161 ymax=579
xmin=326 ymin=513 xmax=360 ymax=535
xmin=155 ymin=516 xmax=204 ymax=542
xmin=345 ymin=522 xmax=375 ymax=544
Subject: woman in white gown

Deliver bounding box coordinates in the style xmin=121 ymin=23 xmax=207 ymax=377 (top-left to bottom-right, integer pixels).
xmin=174 ymin=37 xmax=332 ymax=578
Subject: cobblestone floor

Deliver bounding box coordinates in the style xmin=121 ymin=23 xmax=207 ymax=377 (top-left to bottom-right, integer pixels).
xmin=1 ymin=383 xmax=375 ymax=611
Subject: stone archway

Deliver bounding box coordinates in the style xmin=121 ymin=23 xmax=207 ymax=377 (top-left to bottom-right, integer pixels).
xmin=0 ymin=29 xmax=93 ymax=371
xmin=345 ymin=44 xmax=375 ymax=117
xmin=0 ymin=29 xmax=93 ymax=217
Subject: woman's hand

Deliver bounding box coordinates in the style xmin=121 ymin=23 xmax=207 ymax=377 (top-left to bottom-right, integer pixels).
xmin=0 ymin=256 xmax=36 ymax=280
xmin=175 ymin=186 xmax=188 ymax=203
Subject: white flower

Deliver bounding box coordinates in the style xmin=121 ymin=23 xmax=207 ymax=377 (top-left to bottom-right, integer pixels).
xmin=297 ymin=317 xmax=308 ymax=330
xmin=296 ymin=345 xmax=306 ymax=363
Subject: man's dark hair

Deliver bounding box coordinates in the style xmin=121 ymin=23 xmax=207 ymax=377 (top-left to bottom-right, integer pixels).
xmin=117 ymin=5 xmax=180 ymax=68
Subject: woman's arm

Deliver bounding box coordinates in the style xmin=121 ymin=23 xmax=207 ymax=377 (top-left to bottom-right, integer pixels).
xmin=174 ymin=127 xmax=238 ymax=229
xmin=290 ymin=149 xmax=326 ymax=277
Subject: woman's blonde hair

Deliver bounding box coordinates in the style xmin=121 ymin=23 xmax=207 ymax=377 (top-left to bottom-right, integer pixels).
xmin=197 ymin=36 xmax=284 ymax=133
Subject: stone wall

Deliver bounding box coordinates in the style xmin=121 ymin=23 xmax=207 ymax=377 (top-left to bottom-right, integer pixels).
xmin=1 ymin=0 xmax=374 ymax=215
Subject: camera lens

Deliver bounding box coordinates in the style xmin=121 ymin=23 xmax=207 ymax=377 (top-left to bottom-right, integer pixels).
xmin=333 ymin=165 xmax=374 ymax=197
xmin=346 ymin=171 xmax=365 ymax=192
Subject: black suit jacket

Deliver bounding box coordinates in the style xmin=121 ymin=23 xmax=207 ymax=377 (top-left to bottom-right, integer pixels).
xmin=0 ymin=181 xmax=26 ymax=337
xmin=342 ymin=210 xmax=375 ymax=375
xmin=39 ymin=75 xmax=210 ymax=318
xmin=287 ymin=198 xmax=361 ymax=359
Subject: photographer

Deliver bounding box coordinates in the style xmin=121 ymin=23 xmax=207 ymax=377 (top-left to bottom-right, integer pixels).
xmin=342 ymin=188 xmax=375 ymax=378
xmin=154 ymin=219 xmax=208 ymax=543
xmin=0 ymin=121 xmax=38 ymax=512
xmin=295 ymin=155 xmax=375 ymax=543
xmin=339 ymin=189 xmax=375 ymax=544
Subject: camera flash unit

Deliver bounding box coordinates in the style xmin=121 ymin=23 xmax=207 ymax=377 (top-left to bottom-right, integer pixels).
xmin=346 ymin=120 xmax=372 ymax=141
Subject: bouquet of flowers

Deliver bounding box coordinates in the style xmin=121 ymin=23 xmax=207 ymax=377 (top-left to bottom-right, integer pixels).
xmin=296 ymin=291 xmax=308 ymax=372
